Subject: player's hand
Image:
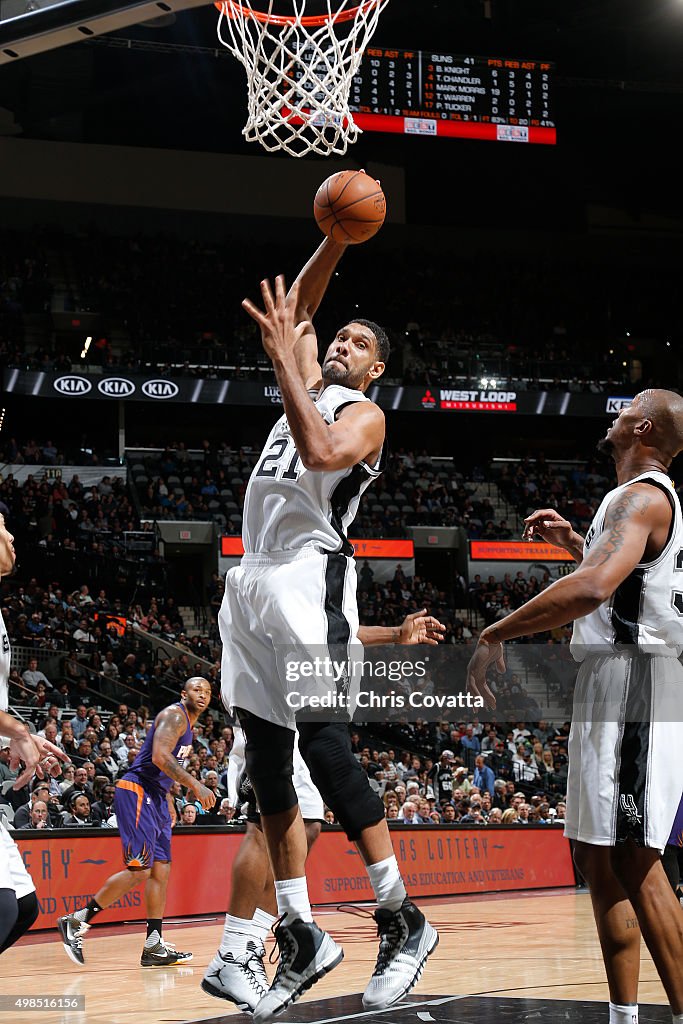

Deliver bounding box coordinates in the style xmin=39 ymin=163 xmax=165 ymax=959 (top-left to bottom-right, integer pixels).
xmin=466 ymin=631 xmax=505 ymax=712
xmin=193 ymin=783 xmax=217 ymax=812
xmin=399 ymin=609 xmax=446 ymax=645
xmin=10 ymin=733 xmax=70 ymax=790
xmin=522 ymin=509 xmax=574 ymax=549
xmin=242 ymin=277 xmax=310 ymax=363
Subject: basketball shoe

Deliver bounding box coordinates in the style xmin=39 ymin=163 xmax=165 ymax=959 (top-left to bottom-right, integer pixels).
xmin=253 ymin=919 xmax=343 ymax=1024
xmin=57 ymin=914 xmax=91 ymax=965
xmin=140 ymin=932 xmax=193 ymax=967
xmin=362 ymin=898 xmax=438 ymax=1009
xmin=201 ymin=939 xmax=269 ymax=1012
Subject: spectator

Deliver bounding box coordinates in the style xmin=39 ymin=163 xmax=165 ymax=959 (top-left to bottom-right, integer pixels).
xmin=22 ymin=656 xmax=51 ymax=691
xmin=178 ymin=804 xmax=197 ymax=826
xmin=398 ymin=800 xmax=425 ymax=824
xmin=19 ymin=800 xmax=52 ymax=830
xmin=91 ymin=784 xmax=117 ymax=825
xmin=63 ymin=793 xmax=94 ymax=826
xmin=515 ymin=803 xmax=531 ymax=825
xmin=501 ymin=808 xmax=518 ymax=824
xmin=472 ymin=755 xmax=496 ymax=798
xmin=13 ymin=782 xmax=52 ymax=828
xmin=70 ymin=704 xmax=89 ymax=740
xmin=440 ymin=803 xmax=456 ymax=823
xmin=0 ymin=740 xmax=16 ymax=783
xmin=427 ymin=750 xmax=456 ymax=806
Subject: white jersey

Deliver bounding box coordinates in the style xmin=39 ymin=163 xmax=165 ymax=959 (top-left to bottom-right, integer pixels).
xmin=571 ymin=471 xmax=683 ymax=659
xmin=0 ymin=610 xmax=10 ymax=712
xmin=242 ymin=384 xmax=384 ymax=555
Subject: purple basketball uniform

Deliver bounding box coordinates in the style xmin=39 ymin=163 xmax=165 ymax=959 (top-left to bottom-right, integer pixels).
xmin=114 ymin=702 xmax=193 ymax=868
xmin=668 ymin=791 xmax=683 ymax=848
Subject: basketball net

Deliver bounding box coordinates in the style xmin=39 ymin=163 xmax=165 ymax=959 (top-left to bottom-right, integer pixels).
xmin=215 ymin=1 xmax=391 ymax=158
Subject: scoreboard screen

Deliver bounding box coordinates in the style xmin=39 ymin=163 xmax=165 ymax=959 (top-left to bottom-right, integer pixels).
xmin=350 ymin=49 xmax=556 ymax=145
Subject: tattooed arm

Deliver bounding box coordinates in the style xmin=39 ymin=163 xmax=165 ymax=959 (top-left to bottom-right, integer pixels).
xmin=467 ymin=484 xmax=672 ymax=707
xmin=483 ymin=484 xmax=670 ymax=642
xmin=152 ymin=707 xmax=216 ymax=810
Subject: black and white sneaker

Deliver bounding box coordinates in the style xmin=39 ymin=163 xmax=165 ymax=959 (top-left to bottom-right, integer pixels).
xmin=253 ymin=919 xmax=343 ymax=1024
xmin=140 ymin=937 xmax=193 ymax=967
xmin=201 ymin=940 xmax=269 ymax=1012
xmin=362 ymin=899 xmax=438 ymax=1009
xmin=57 ymin=915 xmax=91 ymax=965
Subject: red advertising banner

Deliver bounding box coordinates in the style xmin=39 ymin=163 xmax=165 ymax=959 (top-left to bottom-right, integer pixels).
xmin=221 ymin=537 xmax=414 ymax=559
xmin=15 ymin=827 xmax=574 ymax=931
xmin=470 ymin=540 xmax=573 ymax=562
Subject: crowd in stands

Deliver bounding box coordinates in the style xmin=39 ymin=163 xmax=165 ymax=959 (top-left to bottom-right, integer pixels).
xmin=3 ymin=224 xmax=676 ymax=390
xmin=1 ymin=690 xmax=569 ymax=830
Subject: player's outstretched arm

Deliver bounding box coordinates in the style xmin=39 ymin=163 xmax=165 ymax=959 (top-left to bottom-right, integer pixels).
xmin=152 ymin=707 xmax=216 ymax=811
xmin=467 ymin=483 xmax=672 ymax=708
xmin=0 ymin=710 xmax=70 ymax=790
xmin=287 ymin=238 xmax=348 ymax=390
xmin=358 ymin=610 xmax=446 ymax=646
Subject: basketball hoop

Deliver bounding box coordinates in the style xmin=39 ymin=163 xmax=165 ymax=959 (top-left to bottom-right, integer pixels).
xmin=214 ymin=0 xmax=391 ymax=158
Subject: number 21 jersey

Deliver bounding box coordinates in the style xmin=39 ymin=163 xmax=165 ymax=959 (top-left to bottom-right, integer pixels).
xmin=242 ymin=384 xmax=384 ymax=556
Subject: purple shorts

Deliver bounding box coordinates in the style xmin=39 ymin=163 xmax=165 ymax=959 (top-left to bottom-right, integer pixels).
xmin=668 ymin=791 xmax=683 ymax=848
xmin=114 ymin=779 xmax=172 ymax=868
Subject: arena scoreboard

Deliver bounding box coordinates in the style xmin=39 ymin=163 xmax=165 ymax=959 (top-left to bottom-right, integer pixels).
xmin=351 ymin=49 xmax=556 ymax=144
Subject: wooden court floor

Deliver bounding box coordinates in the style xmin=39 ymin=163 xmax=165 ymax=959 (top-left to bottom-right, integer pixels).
xmin=0 ymin=889 xmax=670 ymax=1024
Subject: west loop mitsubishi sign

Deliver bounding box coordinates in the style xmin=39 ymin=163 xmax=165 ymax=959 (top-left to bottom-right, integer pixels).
xmin=427 ymin=389 xmax=518 ymax=412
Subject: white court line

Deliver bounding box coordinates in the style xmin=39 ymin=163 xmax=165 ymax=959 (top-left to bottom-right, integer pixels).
xmin=180 ymin=994 xmax=468 ymax=1024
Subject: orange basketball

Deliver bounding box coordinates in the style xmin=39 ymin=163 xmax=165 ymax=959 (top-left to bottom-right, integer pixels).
xmin=313 ymin=169 xmax=386 ymax=244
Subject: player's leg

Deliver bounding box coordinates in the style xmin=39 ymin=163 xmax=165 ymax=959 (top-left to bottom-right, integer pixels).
xmin=203 ymin=728 xmax=324 ymax=1002
xmin=0 ymin=821 xmax=38 ymax=956
xmin=237 ymin=708 xmax=342 ymax=1024
xmin=57 ymin=781 xmax=152 ymax=964
xmin=297 ymin=720 xmax=438 ymax=1009
xmin=573 ymin=842 xmax=641 ymax=1016
xmin=140 ymin=789 xmax=192 ymax=967
xmin=610 ymin=842 xmax=683 ymax=1013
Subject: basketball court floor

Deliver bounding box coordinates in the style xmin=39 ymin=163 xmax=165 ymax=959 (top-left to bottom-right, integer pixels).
xmin=1 ymin=889 xmax=671 ymax=1024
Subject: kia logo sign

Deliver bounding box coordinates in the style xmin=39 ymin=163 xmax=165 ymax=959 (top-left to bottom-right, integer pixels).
xmin=97 ymin=377 xmax=135 ymax=397
xmin=142 ymin=379 xmax=179 ymax=400
xmin=606 ymin=397 xmax=633 ymax=414
xmin=53 ymin=375 xmax=92 ymax=396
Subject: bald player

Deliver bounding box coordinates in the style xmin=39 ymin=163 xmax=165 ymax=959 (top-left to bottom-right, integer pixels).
xmin=468 ymin=389 xmax=683 ymax=1024
xmin=57 ymin=678 xmax=216 ymax=967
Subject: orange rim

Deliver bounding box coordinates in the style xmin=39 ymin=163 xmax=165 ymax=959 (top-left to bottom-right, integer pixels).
xmin=214 ymin=0 xmax=381 ymax=27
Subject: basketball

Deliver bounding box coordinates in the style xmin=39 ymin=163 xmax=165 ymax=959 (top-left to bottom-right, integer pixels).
xmin=314 ymin=169 xmax=386 ymax=244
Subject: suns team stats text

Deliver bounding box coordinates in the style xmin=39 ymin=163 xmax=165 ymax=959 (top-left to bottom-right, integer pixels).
xmin=349 ymin=49 xmax=556 ymax=145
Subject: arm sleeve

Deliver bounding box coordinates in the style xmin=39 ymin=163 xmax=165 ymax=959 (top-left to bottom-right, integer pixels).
xmin=225 ymin=726 xmax=246 ymax=807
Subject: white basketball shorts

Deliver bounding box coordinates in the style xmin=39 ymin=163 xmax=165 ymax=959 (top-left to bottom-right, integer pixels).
xmin=219 ymin=547 xmax=361 ymax=732
xmin=0 ymin=819 xmax=36 ymax=899
xmin=565 ymin=652 xmax=683 ymax=852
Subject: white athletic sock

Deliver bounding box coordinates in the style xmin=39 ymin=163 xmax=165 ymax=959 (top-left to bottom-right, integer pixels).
xmin=274 ymin=877 xmax=313 ymax=925
xmin=220 ymin=913 xmax=262 ymax=954
xmin=671 ymin=1015 xmax=683 ymax=1023
xmin=609 ymin=1002 xmax=638 ymax=1024
xmin=252 ymin=907 xmax=277 ymax=943
xmin=366 ymin=855 xmax=407 ymax=912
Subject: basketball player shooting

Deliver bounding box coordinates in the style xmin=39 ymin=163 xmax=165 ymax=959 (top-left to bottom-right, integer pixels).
xmin=203 ymin=609 xmax=445 ymax=1011
xmin=57 ymin=678 xmax=215 ymax=968
xmin=467 ymin=390 xmax=683 ymax=1024
xmin=0 ymin=513 xmax=69 ymax=957
xmin=218 ymin=234 xmax=438 ymax=1022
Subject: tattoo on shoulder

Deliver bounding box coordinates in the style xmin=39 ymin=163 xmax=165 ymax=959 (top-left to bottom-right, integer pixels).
xmin=593 ymin=489 xmax=653 ymax=565
xmin=156 ymin=707 xmax=186 ymax=736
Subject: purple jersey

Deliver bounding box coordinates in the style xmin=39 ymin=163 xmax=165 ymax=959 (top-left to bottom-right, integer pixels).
xmin=123 ymin=702 xmax=193 ymax=794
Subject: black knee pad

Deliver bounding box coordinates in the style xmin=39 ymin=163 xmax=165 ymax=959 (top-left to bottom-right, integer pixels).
xmin=297 ymin=722 xmax=384 ymax=841
xmin=0 ymin=890 xmax=37 ymax=954
xmin=237 ymin=709 xmax=297 ymax=816
xmin=0 ymin=890 xmax=18 ymax=955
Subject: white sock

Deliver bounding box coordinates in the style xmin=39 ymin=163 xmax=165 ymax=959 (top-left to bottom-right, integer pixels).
xmin=252 ymin=907 xmax=277 ymax=942
xmin=220 ymin=913 xmax=261 ymax=954
xmin=274 ymin=877 xmax=312 ymax=925
xmin=366 ymin=855 xmax=407 ymax=912
xmin=672 ymin=1015 xmax=683 ymax=1023
xmin=609 ymin=1002 xmax=638 ymax=1024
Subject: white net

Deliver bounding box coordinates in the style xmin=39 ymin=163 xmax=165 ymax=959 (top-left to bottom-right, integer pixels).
xmin=216 ymin=0 xmax=391 ymax=158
